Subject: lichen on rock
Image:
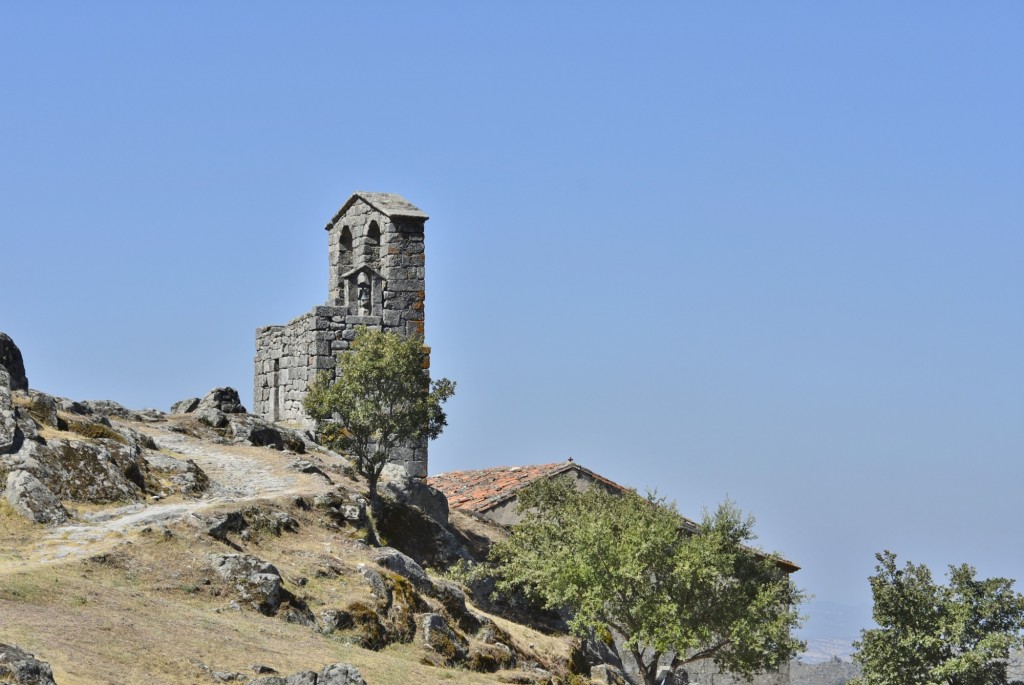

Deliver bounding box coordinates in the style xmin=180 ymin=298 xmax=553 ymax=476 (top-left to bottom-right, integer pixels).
xmin=0 ymin=367 xmax=20 ymax=456
xmin=4 ymin=469 xmax=68 ymax=524
xmin=0 ymin=643 xmax=58 ymax=685
xmin=208 ymin=553 xmax=284 ymax=615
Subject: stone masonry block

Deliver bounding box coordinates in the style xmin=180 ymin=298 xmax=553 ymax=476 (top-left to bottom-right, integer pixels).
xmin=385 ymin=280 xmax=423 ymax=292
xmin=345 ymin=316 xmax=381 ymax=326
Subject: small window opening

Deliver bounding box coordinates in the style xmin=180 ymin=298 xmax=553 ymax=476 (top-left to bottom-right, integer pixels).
xmin=366 ymin=221 xmax=381 ymax=246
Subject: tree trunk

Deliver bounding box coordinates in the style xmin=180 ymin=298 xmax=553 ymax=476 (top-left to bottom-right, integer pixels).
xmin=364 ymin=477 xmax=382 ymax=546
xmin=632 ymin=648 xmax=661 ymax=685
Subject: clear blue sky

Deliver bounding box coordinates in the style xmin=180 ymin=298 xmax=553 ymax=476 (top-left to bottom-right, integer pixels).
xmin=2 ymin=2 xmax=1022 ymax=644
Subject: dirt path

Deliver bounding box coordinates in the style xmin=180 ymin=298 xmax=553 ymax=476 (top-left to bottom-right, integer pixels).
xmin=4 ymin=422 xmax=331 ymax=568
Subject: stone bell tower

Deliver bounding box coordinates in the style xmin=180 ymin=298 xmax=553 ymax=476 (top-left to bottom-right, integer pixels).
xmin=254 ymin=192 xmax=429 ymax=477
xmin=325 ymin=192 xmax=427 ymax=332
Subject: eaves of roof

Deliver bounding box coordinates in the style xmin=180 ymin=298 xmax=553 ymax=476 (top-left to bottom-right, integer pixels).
xmin=326 ymin=191 xmax=428 ymax=229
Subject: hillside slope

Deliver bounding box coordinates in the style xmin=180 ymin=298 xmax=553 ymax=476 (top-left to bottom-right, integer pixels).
xmin=0 ymin=387 xmax=575 ymax=685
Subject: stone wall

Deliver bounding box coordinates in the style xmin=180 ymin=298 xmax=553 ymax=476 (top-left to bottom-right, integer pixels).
xmin=253 ymin=307 xmax=340 ymax=427
xmin=253 ymin=192 xmax=430 ymax=479
xmin=482 ymin=467 xmax=626 ymax=527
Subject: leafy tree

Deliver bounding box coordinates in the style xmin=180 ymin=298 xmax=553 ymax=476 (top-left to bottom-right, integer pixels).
xmin=303 ymin=328 xmax=455 ymax=512
xmin=490 ymin=478 xmax=804 ymax=685
xmin=852 ymin=551 xmax=1024 ymax=685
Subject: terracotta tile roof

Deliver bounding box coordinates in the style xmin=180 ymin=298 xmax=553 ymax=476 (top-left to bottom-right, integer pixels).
xmin=426 ymin=461 xmax=627 ymax=515
xmin=427 ymin=460 xmax=801 ymax=574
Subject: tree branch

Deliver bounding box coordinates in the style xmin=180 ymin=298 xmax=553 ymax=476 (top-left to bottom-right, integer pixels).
xmin=682 ymin=639 xmax=730 ymax=663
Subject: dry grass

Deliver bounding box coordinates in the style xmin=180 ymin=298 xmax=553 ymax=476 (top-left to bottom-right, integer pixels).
xmin=0 ymin=498 xmax=37 ymax=537
xmin=0 ymin=495 xmax=572 ymax=685
xmin=1 ymin=414 xmax=574 ymax=684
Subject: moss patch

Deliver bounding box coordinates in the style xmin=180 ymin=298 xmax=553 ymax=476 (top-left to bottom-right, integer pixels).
xmin=467 ymin=644 xmax=516 ymax=673
xmin=65 ymin=419 xmax=128 ymax=444
xmin=345 ymin=601 xmax=389 ymax=650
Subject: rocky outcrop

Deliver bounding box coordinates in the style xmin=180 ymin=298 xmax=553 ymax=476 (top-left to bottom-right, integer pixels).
xmin=316 ymin=664 xmax=367 ymax=685
xmin=370 ymin=547 xmax=479 ymax=622
xmin=22 ymin=392 xmax=59 ymax=429
xmin=4 ymin=470 xmax=69 ymax=524
xmin=590 ymin=664 xmax=628 ymax=685
xmin=327 ymin=563 xmax=424 ymax=649
xmin=376 ymin=499 xmax=473 ymax=569
xmin=289 ymin=460 xmax=332 ymax=482
xmin=0 ymin=385 xmax=211 ymax=522
xmin=384 ymin=478 xmax=449 ymax=523
xmin=170 ymin=397 xmax=200 ymax=414
xmin=0 ymin=367 xmax=20 ymax=455
xmin=0 ymin=643 xmax=58 ymax=685
xmin=0 ymin=333 xmax=28 ymax=391
xmin=207 ymin=550 xmax=315 ymax=627
xmin=196 ymin=507 xmax=298 ymax=545
xmin=209 ymin=553 xmax=284 ymax=615
xmin=196 ymin=406 xmax=228 ymax=428
xmin=371 ymin=547 xmax=432 ymax=593
xmin=336 ymin=547 xmax=501 ymax=663
xmin=197 ymin=511 xmax=247 ymax=542
xmin=227 ymin=414 xmax=305 ymax=453
xmin=573 ymin=629 xmax=626 ymax=683
xmin=12 ymin=439 xmax=148 ymax=503
xmin=80 ymin=399 xmax=163 ymax=422
xmin=187 ymin=392 xmax=311 ymax=457
xmin=1 ymin=380 xmax=156 ymax=522
xmin=191 ymin=387 xmax=248 ymax=428
xmin=312 ymin=489 xmax=367 ymax=526
xmin=248 ymin=663 xmax=366 ymax=685
xmin=421 ymin=612 xmax=470 ymax=664
xmin=13 ymin=409 xmax=39 ymax=444
xmin=200 ymin=387 xmax=246 ymax=414
xmin=317 ymin=547 xmax=499 ymax=655
xmin=143 ymin=451 xmax=209 ymax=496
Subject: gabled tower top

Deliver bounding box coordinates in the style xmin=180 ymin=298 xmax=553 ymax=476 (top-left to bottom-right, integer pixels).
xmin=326 ymin=192 xmax=428 ymax=230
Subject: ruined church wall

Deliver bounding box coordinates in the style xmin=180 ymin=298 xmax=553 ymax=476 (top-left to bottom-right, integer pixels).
xmin=253 ymin=307 xmax=378 ymax=425
xmin=254 ymin=310 xmax=318 ymax=427
xmin=254 ymin=194 xmax=429 ymax=478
